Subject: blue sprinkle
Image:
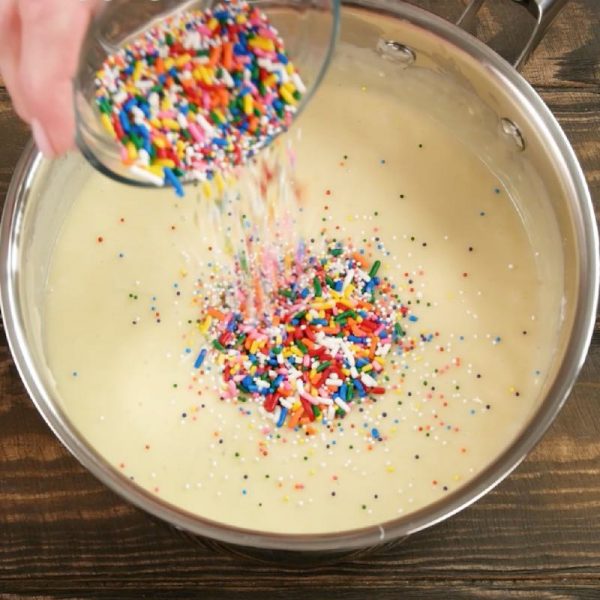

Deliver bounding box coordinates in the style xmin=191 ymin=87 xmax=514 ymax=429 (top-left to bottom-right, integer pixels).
xmin=118 ymin=110 xmax=131 ymax=134
xmin=194 ymin=348 xmax=207 ymax=369
xmin=348 ymin=335 xmax=367 ymax=344
xmin=163 ymin=167 xmax=184 ymax=197
xmin=409 ymin=315 xmax=418 ymax=322
xmin=311 ymin=318 xmax=328 ymax=326
xmin=184 ymin=347 xmax=192 ymax=354
xmin=371 ymin=427 xmax=380 ymax=438
xmin=276 ymin=407 xmax=288 ymax=428
xmin=354 ymin=379 xmax=366 ymax=397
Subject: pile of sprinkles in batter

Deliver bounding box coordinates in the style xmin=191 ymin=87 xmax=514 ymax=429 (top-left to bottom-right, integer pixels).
xmin=94 ymin=0 xmax=304 ymax=195
xmin=193 ymin=241 xmax=419 ymax=431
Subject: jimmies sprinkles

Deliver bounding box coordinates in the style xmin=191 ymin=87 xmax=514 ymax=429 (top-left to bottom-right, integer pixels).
xmin=94 ymin=0 xmax=304 ymax=195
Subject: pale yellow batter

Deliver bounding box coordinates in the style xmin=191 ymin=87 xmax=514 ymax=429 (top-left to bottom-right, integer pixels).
xmin=43 ymin=38 xmax=562 ymax=534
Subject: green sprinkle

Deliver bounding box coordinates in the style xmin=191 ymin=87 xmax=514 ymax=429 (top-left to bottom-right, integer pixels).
xmin=335 ymin=310 xmax=357 ymax=322
xmin=296 ymin=340 xmax=308 ymax=354
xmin=212 ymin=340 xmax=226 ymax=351
xmin=325 ymin=275 xmax=336 ymax=289
xmin=313 ymin=277 xmax=322 ymax=297
xmin=294 ymin=310 xmax=308 ymax=321
xmin=394 ymin=323 xmax=405 ymax=337
xmin=329 ymin=247 xmax=343 ymax=257
xmin=316 ymin=361 xmax=331 ymax=373
xmin=369 ymin=260 xmax=381 ymax=278
xmin=279 ymin=288 xmax=293 ymax=299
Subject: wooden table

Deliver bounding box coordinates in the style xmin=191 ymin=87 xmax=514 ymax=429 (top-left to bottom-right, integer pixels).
xmin=1 ymin=1 xmax=598 ymax=598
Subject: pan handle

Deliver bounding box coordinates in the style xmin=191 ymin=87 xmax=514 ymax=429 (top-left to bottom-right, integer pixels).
xmin=457 ymin=0 xmax=569 ymax=70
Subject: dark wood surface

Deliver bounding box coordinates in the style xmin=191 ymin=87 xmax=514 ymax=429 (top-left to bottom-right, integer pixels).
xmin=1 ymin=1 xmax=599 ymax=598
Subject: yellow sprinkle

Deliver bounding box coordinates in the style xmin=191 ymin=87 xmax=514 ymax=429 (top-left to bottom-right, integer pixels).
xmin=390 ymin=426 xmax=397 ymax=434
xmin=162 ymin=118 xmax=180 ymax=131
xmin=175 ymin=54 xmax=192 ymax=68
xmin=202 ymin=181 xmax=213 ymax=199
xmin=214 ymin=171 xmax=225 ymax=194
xmin=249 ymin=365 xmax=257 ymax=375
xmin=282 ymin=81 xmax=296 ymax=94
xmin=164 ymin=58 xmax=175 ymax=71
xmin=152 ymin=136 xmax=166 ymax=148
xmin=362 ymin=364 xmax=373 ymax=372
xmin=386 ymin=466 xmax=396 ymax=473
xmin=343 ymin=284 xmax=355 ymax=298
xmin=207 ymin=17 xmax=219 ymax=30
xmin=153 ymin=158 xmax=176 ymax=168
xmin=197 ymin=66 xmax=213 ymax=85
xmin=100 ymin=113 xmax=115 ymax=137
xmin=160 ymin=97 xmax=172 ymax=111
xmin=309 ymin=469 xmax=316 ymax=476
xmin=199 ymin=316 xmax=212 ymax=333
xmin=374 ymin=357 xmax=385 ymax=365
xmin=280 ymin=87 xmax=296 ymax=105
xmin=179 ymin=268 xmax=188 ymax=277
xmin=236 ymin=14 xmax=247 ymax=24
xmin=243 ymin=94 xmax=254 ymax=116
xmin=146 ymin=165 xmax=164 ymax=178
xmin=249 ymin=36 xmax=275 ymax=52
xmin=126 ymin=141 xmax=137 ymax=161
xmin=286 ymin=63 xmax=295 ymax=75
xmin=133 ymin=61 xmax=143 ymax=82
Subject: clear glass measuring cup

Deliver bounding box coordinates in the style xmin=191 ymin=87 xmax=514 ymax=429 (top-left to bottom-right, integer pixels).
xmin=73 ymin=0 xmax=340 ymax=188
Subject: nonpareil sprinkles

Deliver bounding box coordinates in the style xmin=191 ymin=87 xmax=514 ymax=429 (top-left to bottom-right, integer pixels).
xmin=197 ymin=242 xmax=417 ymax=431
xmin=94 ymin=0 xmax=304 ymax=195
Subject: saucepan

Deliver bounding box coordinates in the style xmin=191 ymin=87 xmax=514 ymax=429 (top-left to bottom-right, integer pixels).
xmin=0 ymin=0 xmax=598 ymax=558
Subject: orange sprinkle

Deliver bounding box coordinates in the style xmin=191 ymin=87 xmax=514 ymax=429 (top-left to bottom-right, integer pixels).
xmin=208 ymin=308 xmax=226 ymax=320
xmin=223 ymin=42 xmax=233 ymax=70
xmin=208 ymin=44 xmax=222 ymax=67
xmin=288 ymin=408 xmax=303 ymax=429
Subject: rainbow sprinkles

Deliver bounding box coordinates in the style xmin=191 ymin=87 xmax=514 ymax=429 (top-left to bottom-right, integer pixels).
xmin=94 ymin=0 xmax=305 ymax=196
xmin=196 ymin=242 xmax=422 ymax=432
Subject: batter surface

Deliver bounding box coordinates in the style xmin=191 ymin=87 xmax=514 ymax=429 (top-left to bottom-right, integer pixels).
xmin=43 ymin=42 xmax=561 ymax=534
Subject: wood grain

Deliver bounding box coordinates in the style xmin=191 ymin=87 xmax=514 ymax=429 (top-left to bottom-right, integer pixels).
xmin=0 ymin=1 xmax=599 ymax=598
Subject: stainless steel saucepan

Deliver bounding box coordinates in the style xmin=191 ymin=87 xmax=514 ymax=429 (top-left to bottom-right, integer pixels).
xmin=0 ymin=0 xmax=597 ymax=555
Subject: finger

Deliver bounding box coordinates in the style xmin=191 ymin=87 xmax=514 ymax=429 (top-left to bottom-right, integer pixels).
xmin=18 ymin=0 xmax=93 ymax=155
xmin=0 ymin=0 xmax=29 ymax=120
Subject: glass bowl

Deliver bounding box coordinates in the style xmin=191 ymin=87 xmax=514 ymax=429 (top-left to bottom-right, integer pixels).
xmin=74 ymin=0 xmax=340 ymax=187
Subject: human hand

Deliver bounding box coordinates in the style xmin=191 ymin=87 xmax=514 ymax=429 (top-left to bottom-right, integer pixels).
xmin=0 ymin=0 xmax=99 ymax=157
